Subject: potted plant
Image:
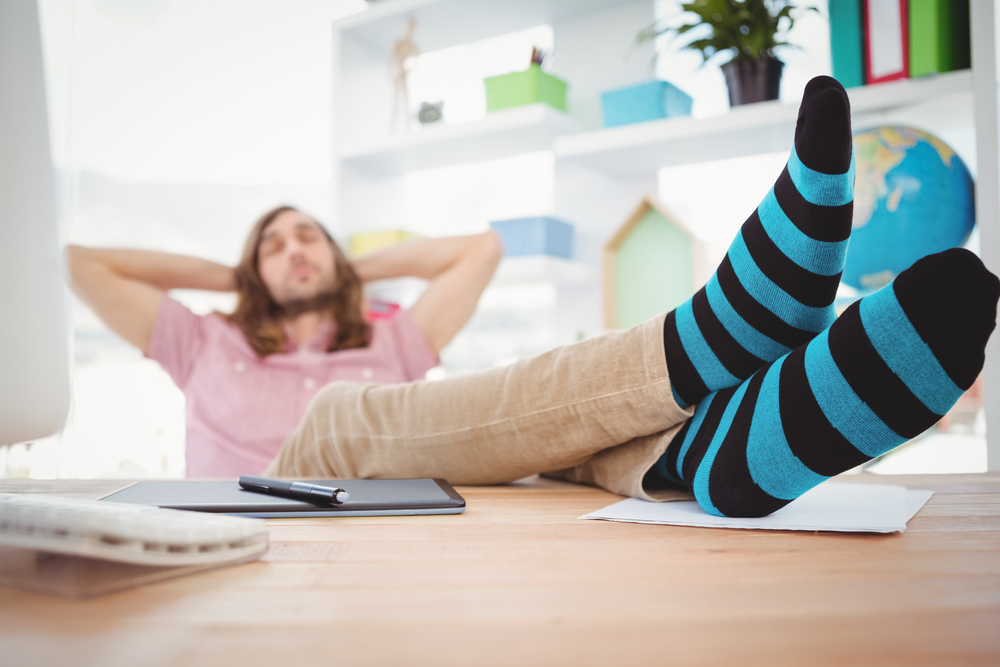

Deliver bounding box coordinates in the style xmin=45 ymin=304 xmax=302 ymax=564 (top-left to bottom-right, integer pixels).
xmin=637 ymin=0 xmax=814 ymax=107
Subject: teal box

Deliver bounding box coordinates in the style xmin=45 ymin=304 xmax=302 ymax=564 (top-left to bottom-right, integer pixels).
xmin=489 ymin=217 xmax=574 ymax=259
xmin=601 ymin=81 xmax=692 ymax=127
xmin=829 ymin=0 xmax=865 ymax=88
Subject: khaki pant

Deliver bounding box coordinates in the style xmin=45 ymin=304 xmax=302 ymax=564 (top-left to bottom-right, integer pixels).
xmin=266 ymin=316 xmax=696 ymax=501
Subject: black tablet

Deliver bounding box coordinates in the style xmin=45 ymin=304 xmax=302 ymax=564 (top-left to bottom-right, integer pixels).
xmin=99 ymin=478 xmax=466 ymax=518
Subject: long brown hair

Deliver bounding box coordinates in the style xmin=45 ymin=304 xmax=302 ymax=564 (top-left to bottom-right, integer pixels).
xmin=227 ymin=205 xmax=371 ymax=357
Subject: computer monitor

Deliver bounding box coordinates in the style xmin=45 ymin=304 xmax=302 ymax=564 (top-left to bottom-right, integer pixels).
xmin=0 ymin=0 xmax=71 ymax=447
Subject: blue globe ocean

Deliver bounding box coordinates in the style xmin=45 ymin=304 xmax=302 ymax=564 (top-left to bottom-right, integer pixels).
xmin=842 ymin=126 xmax=975 ymax=291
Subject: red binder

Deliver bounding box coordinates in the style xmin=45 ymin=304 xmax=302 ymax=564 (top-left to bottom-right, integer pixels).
xmin=864 ymin=0 xmax=909 ymax=83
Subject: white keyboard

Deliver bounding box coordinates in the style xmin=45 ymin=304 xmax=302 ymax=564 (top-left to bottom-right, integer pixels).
xmin=0 ymin=493 xmax=268 ymax=567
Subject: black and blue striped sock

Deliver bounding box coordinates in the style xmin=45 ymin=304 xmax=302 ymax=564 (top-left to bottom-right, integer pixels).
xmin=664 ymin=76 xmax=855 ymax=408
xmin=656 ymin=248 xmax=999 ymax=518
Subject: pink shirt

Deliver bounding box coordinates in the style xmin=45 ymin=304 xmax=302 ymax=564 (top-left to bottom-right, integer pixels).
xmin=147 ymin=296 xmax=438 ymax=478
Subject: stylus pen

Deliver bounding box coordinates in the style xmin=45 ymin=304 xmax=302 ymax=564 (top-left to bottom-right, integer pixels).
xmin=238 ymin=475 xmax=349 ymax=505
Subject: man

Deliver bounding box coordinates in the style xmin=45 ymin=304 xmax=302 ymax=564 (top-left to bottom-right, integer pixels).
xmin=67 ymin=206 xmax=502 ymax=476
xmin=71 ymin=77 xmax=1000 ymax=519
xmin=262 ymin=76 xmax=999 ymax=518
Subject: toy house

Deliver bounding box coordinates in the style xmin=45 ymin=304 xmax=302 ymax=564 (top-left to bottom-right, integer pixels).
xmin=603 ymin=197 xmax=704 ymax=330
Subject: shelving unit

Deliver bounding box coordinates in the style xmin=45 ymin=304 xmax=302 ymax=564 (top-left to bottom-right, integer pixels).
xmin=555 ymin=70 xmax=974 ymax=175
xmin=331 ymin=0 xmax=659 ymax=350
xmin=332 ymin=0 xmax=1000 ymax=468
xmin=343 ymin=103 xmax=578 ymax=175
xmin=492 ymin=255 xmax=593 ymax=285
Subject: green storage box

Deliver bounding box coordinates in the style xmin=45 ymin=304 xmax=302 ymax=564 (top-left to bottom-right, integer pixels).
xmin=909 ymin=0 xmax=971 ymax=77
xmin=484 ymin=64 xmax=567 ymax=112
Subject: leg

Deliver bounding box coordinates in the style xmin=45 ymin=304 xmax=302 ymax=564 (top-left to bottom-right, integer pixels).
xmin=655 ymin=249 xmax=1000 ymax=517
xmin=543 ymin=424 xmax=693 ymax=501
xmin=664 ymin=76 xmax=855 ymax=407
xmin=267 ymin=317 xmax=692 ymax=483
xmin=267 ymin=75 xmax=861 ymax=487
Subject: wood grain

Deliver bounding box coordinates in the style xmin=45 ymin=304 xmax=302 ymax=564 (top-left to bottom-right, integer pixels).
xmin=1 ymin=473 xmax=998 ymax=666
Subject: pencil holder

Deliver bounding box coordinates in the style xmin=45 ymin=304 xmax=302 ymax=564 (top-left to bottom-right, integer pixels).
xmin=484 ymin=64 xmax=568 ymax=113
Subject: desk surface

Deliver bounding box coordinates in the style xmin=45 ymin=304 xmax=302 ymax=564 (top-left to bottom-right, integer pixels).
xmin=1 ymin=473 xmax=998 ymax=666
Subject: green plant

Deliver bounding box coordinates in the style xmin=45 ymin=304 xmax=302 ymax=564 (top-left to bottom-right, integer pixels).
xmin=637 ymin=0 xmax=816 ymax=65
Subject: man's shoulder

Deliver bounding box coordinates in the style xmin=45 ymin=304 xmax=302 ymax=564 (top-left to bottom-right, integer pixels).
xmin=159 ymin=298 xmax=254 ymax=351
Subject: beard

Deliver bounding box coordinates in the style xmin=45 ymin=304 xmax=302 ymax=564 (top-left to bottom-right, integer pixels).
xmin=277 ymin=290 xmax=335 ymax=318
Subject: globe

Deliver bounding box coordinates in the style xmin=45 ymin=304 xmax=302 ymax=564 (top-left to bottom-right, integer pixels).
xmin=841 ymin=126 xmax=975 ymax=291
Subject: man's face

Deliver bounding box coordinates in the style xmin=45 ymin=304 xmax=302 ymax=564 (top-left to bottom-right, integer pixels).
xmin=257 ymin=210 xmax=337 ymax=307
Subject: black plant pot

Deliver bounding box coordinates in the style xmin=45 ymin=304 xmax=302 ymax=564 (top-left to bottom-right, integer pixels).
xmin=721 ymin=57 xmax=784 ymax=106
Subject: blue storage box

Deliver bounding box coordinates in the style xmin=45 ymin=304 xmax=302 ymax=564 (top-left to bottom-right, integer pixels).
xmin=601 ymin=80 xmax=693 ymax=127
xmin=489 ymin=217 xmax=574 ymax=259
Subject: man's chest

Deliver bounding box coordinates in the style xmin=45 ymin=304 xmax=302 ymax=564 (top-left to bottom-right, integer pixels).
xmin=182 ymin=345 xmax=408 ymax=443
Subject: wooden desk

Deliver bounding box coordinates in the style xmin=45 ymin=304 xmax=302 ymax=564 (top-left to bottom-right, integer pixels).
xmin=1 ymin=473 xmax=998 ymax=666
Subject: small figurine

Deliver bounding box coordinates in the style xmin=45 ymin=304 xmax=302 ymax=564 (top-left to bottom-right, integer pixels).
xmin=387 ymin=18 xmax=419 ymax=133
xmin=418 ymin=101 xmax=443 ymax=124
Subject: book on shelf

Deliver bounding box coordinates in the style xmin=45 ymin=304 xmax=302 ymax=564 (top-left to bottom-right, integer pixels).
xmin=864 ymin=0 xmax=910 ymax=84
xmin=830 ymin=0 xmax=866 ymax=89
xmin=908 ymin=0 xmax=970 ymax=78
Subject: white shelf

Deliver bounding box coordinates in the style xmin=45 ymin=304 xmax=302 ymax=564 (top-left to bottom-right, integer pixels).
xmin=336 ymin=0 xmax=631 ymax=53
xmin=491 ymin=255 xmax=593 ymax=285
xmin=360 ymin=257 xmax=592 ymax=306
xmin=554 ymin=69 xmax=974 ymax=176
xmin=342 ymin=103 xmax=579 ymax=175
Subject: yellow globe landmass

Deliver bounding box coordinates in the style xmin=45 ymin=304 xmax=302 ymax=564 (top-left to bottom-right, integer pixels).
xmin=852 ymin=130 xmax=910 ymax=229
xmin=888 ymin=126 xmax=957 ymax=166
xmin=877 ymin=126 xmax=920 ymax=150
xmin=852 ymin=127 xmax=959 ymax=230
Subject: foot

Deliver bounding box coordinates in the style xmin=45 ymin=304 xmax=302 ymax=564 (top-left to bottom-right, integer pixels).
xmin=664 ymin=76 xmax=855 ymax=408
xmin=657 ymin=248 xmax=999 ymax=517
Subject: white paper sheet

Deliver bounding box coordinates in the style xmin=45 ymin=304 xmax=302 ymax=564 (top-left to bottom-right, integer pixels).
xmin=580 ymin=483 xmax=934 ymax=533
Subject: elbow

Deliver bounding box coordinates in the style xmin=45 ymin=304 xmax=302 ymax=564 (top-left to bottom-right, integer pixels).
xmin=64 ymin=245 xmax=85 ymax=282
xmin=481 ymin=229 xmax=504 ymax=267
xmin=63 ymin=245 xmax=102 ymax=294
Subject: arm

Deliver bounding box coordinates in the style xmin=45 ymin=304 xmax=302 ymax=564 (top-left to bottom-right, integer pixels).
xmin=65 ymin=246 xmax=236 ymax=354
xmin=351 ymin=231 xmax=503 ymax=355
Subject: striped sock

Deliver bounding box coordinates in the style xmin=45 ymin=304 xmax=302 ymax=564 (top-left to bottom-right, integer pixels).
xmin=664 ymin=76 xmax=855 ymax=408
xmin=656 ymin=249 xmax=999 ymax=518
